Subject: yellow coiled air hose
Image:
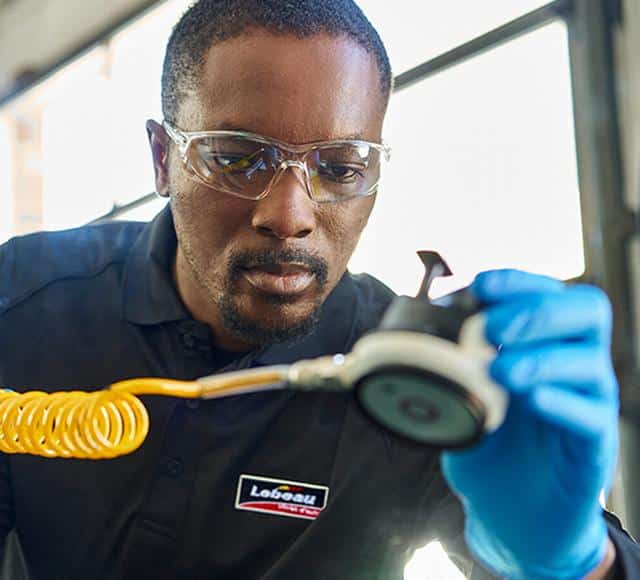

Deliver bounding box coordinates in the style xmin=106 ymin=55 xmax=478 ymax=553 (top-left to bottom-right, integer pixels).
xmin=0 ymin=366 xmax=297 ymax=459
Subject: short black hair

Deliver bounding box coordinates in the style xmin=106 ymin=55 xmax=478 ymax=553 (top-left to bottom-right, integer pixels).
xmin=161 ymin=0 xmax=392 ymax=123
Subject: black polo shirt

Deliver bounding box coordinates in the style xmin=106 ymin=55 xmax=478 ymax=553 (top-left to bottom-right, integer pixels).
xmin=0 ymin=206 xmax=636 ymax=579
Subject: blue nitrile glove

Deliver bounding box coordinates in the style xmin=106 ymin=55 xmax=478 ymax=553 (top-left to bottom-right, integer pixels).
xmin=441 ymin=269 xmax=619 ymax=580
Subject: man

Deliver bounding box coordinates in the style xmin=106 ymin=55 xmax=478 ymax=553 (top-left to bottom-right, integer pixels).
xmin=0 ymin=0 xmax=636 ymax=578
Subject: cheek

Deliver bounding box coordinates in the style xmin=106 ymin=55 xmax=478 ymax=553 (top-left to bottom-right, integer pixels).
xmin=169 ymin=180 xmax=250 ymax=265
xmin=320 ymin=198 xmax=375 ymax=266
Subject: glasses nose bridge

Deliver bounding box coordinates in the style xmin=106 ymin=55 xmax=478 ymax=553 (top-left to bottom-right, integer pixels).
xmin=279 ymin=158 xmax=307 ymax=172
xmin=265 ymin=157 xmax=314 ymax=200
xmin=275 ymin=140 xmax=309 ymax=163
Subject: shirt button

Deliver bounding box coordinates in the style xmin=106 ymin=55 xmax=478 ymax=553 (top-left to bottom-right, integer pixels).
xmin=162 ymin=457 xmax=184 ymax=478
xmin=185 ymin=400 xmax=200 ymax=410
xmin=182 ymin=334 xmax=196 ymax=349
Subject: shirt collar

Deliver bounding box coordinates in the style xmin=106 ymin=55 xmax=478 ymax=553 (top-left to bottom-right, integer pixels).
xmin=122 ymin=204 xmax=190 ymax=325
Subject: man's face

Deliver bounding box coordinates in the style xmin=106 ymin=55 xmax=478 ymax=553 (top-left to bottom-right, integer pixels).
xmin=156 ymin=32 xmax=386 ymax=349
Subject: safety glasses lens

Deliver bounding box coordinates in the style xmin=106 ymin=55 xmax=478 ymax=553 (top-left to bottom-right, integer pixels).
xmin=307 ymin=145 xmax=381 ymax=201
xmin=187 ymin=136 xmax=278 ymax=198
xmin=187 ymin=136 xmax=382 ymax=201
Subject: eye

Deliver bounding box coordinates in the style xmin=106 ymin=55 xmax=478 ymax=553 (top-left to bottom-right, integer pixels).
xmin=317 ymin=162 xmax=366 ymax=184
xmin=206 ymin=150 xmax=267 ymax=177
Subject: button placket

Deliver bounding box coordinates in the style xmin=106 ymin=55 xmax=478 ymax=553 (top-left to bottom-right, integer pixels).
xmin=178 ymin=321 xmax=214 ymax=361
xmin=162 ymin=457 xmax=184 ymax=478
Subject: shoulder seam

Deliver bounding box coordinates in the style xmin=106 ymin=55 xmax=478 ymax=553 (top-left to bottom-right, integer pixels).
xmin=0 ymin=219 xmax=147 ymax=318
xmin=0 ymin=258 xmax=126 ymax=318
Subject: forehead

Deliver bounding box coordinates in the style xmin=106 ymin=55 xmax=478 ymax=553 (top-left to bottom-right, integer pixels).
xmin=180 ymin=31 xmax=386 ymax=143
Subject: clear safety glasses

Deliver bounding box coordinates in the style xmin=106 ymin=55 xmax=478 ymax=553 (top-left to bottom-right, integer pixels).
xmin=163 ymin=121 xmax=391 ymax=203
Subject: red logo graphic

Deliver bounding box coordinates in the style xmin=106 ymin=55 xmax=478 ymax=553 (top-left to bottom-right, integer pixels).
xmin=235 ymin=474 xmax=329 ymax=521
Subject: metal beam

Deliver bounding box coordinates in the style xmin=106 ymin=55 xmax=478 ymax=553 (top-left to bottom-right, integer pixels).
xmin=394 ymin=0 xmax=572 ymax=92
xmin=88 ymin=192 xmax=159 ymax=224
xmin=567 ymin=0 xmax=640 ymax=536
xmin=567 ymin=0 xmax=638 ymax=408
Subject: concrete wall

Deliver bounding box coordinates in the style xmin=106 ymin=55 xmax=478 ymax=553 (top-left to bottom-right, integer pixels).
xmin=616 ymin=0 xmax=640 ymax=209
xmin=0 ymin=0 xmax=160 ymax=97
xmin=612 ymin=0 xmax=640 ymax=535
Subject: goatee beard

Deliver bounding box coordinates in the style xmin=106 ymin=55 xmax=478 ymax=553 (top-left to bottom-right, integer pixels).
xmin=218 ymin=247 xmax=329 ymax=346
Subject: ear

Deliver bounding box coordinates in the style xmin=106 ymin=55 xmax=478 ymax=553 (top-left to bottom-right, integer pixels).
xmin=146 ymin=120 xmax=170 ymax=197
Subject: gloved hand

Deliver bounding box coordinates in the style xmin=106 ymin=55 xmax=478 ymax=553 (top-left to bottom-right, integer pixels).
xmin=441 ymin=269 xmax=619 ymax=580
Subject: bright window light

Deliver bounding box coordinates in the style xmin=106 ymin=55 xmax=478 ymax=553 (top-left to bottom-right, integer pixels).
xmin=41 ymin=55 xmax=116 ymax=228
xmin=404 ymin=542 xmax=466 ymax=580
xmin=0 ymin=0 xmax=576 ymax=243
xmin=39 ymin=0 xmax=192 ymax=229
xmin=110 ymin=196 xmax=168 ymax=223
xmin=357 ymin=0 xmax=555 ymax=74
xmin=350 ymin=21 xmax=582 ymax=296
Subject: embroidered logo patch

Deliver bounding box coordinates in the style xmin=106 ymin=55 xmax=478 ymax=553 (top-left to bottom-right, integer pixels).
xmin=235 ymin=474 xmax=329 ymax=521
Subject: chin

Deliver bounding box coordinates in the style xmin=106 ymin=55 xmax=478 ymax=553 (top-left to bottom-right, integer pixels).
xmin=220 ymin=297 xmax=322 ymax=346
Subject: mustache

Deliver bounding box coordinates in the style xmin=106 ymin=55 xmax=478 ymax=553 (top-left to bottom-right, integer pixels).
xmin=228 ymin=248 xmax=329 ymax=287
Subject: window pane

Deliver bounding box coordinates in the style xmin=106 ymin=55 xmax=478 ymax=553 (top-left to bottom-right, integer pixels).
xmin=404 ymin=542 xmax=465 ymax=580
xmin=96 ymin=0 xmax=192 ymax=207
xmin=356 ymin=0 xmax=556 ymax=74
xmin=349 ymin=21 xmax=583 ymax=296
xmin=0 ymin=0 xmax=563 ymax=235
xmin=29 ymin=0 xmax=191 ymax=231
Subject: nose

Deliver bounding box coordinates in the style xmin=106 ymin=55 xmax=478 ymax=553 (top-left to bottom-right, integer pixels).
xmin=251 ymin=164 xmax=316 ymax=240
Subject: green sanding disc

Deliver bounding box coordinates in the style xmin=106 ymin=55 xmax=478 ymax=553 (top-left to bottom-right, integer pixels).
xmin=357 ymin=367 xmax=485 ymax=447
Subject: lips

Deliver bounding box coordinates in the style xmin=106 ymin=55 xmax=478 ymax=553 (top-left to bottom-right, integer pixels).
xmin=241 ymin=263 xmax=316 ymax=295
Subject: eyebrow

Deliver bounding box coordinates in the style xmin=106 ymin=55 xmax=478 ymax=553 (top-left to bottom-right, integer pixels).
xmin=212 ymin=122 xmax=252 ymax=132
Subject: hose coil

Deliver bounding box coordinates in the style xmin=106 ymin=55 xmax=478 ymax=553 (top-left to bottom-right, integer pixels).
xmin=0 ymin=390 xmax=149 ymax=459
xmin=0 ymin=369 xmax=291 ymax=459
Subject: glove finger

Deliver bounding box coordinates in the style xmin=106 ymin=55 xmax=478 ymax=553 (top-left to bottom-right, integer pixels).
xmin=484 ymin=285 xmax=612 ymax=347
xmin=490 ymin=343 xmax=617 ymax=399
xmin=472 ymin=269 xmax=564 ymax=303
xmin=529 ymin=384 xmax=619 ymax=439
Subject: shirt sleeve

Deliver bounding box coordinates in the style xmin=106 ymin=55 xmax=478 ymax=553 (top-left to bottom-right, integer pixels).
xmin=0 ymin=454 xmax=15 ymax=566
xmin=605 ymin=510 xmax=640 ymax=579
xmin=0 ymin=251 xmax=18 ymax=569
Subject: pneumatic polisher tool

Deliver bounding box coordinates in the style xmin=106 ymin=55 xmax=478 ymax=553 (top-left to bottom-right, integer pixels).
xmin=289 ymin=251 xmax=508 ymax=449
